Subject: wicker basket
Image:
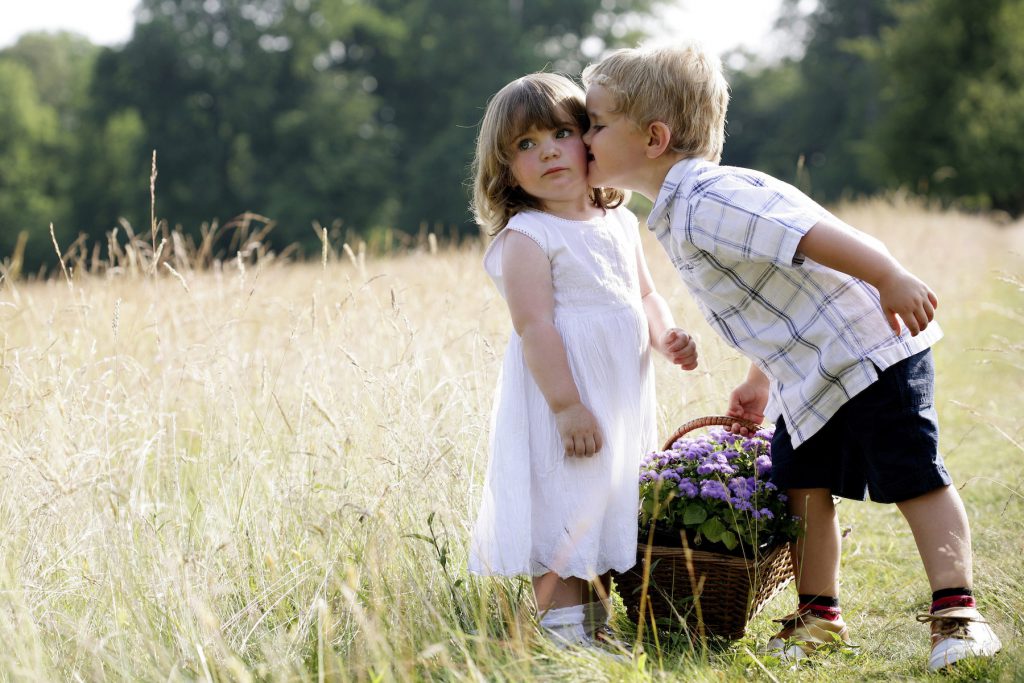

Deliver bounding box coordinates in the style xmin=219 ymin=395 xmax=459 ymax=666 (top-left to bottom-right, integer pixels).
xmin=615 ymin=416 xmax=795 ymax=640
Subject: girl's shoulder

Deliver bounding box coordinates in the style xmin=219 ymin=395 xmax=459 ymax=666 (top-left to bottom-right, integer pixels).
xmin=605 ymin=204 xmax=640 ymax=230
xmin=482 ymin=211 xmax=551 ymax=283
xmin=502 ymin=211 xmax=552 ymax=252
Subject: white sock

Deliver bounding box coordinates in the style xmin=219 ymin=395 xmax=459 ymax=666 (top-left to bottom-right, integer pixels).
xmin=538 ymin=605 xmax=587 ymax=646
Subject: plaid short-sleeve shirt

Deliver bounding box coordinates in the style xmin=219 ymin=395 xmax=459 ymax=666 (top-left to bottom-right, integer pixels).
xmin=648 ymin=158 xmax=942 ymax=447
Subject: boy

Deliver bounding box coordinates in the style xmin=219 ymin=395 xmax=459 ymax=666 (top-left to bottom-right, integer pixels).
xmin=580 ymin=45 xmax=1001 ymax=671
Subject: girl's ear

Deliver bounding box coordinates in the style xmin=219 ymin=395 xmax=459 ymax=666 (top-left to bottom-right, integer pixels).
xmin=645 ymin=121 xmax=673 ymax=159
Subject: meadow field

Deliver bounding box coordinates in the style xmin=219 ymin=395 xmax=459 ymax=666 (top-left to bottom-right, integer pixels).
xmin=0 ymin=200 xmax=1021 ymax=681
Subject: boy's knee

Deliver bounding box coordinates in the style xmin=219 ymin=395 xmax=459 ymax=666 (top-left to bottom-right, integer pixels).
xmin=787 ymin=488 xmax=836 ymax=514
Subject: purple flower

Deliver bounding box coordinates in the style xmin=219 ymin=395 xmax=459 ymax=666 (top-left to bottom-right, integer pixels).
xmin=699 ymin=480 xmax=730 ymax=502
xmin=728 ymin=476 xmax=756 ymax=500
xmin=677 ymin=478 xmax=698 ymax=498
xmin=732 ymin=499 xmax=754 ymax=512
xmin=637 ymin=425 xmax=796 ymax=549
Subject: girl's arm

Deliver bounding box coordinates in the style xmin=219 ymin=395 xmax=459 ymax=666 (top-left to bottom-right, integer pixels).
xmin=798 ymin=219 xmax=937 ymax=336
xmin=635 ymin=242 xmax=698 ymax=370
xmin=502 ymin=230 xmax=603 ymax=457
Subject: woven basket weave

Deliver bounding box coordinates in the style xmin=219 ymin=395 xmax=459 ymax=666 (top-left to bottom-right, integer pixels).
xmin=616 ymin=416 xmax=795 ymax=640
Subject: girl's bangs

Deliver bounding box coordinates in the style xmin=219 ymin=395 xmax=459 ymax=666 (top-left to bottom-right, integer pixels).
xmin=499 ymin=80 xmax=586 ymax=153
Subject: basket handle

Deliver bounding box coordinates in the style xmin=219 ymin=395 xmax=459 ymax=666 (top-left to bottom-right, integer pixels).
xmin=661 ymin=415 xmax=763 ymax=451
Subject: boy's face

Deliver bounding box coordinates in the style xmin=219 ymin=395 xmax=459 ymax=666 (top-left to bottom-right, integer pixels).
xmin=583 ymin=84 xmax=651 ymax=191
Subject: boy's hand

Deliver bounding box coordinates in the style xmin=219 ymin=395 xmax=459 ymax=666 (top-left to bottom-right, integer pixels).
xmin=877 ymin=268 xmax=938 ymax=337
xmin=554 ymin=402 xmax=603 ymax=457
xmin=661 ymin=328 xmax=698 ymax=370
xmin=726 ymin=381 xmax=768 ymax=435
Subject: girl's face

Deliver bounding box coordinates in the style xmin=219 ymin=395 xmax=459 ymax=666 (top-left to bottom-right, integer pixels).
xmin=508 ymin=116 xmax=590 ymax=214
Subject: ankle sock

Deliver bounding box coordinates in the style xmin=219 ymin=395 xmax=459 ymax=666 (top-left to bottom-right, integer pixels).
xmin=930 ymin=587 xmax=975 ymax=613
xmin=798 ymin=594 xmax=842 ymax=621
xmin=538 ymin=604 xmax=587 ymax=645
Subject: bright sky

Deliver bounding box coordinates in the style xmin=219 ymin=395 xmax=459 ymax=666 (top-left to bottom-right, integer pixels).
xmin=1 ymin=0 xmax=788 ymax=56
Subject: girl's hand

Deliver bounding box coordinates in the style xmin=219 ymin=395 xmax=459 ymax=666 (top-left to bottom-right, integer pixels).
xmin=661 ymin=328 xmax=698 ymax=370
xmin=554 ymin=403 xmax=603 ymax=457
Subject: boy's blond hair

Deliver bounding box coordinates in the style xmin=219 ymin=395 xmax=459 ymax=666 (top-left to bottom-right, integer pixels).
xmin=582 ymin=45 xmax=730 ymax=163
xmin=471 ymin=72 xmax=624 ymax=236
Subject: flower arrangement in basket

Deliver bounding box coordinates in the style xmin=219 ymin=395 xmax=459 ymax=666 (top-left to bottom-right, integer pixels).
xmin=616 ymin=416 xmax=801 ymax=640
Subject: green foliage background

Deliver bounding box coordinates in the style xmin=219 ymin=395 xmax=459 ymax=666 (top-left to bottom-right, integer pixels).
xmin=724 ymin=0 xmax=1024 ymax=214
xmin=2 ymin=0 xmax=1023 ymax=272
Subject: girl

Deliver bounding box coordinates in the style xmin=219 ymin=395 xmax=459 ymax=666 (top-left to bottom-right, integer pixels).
xmin=467 ymin=73 xmax=699 ymax=650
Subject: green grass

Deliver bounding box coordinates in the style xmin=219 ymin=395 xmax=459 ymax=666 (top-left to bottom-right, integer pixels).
xmin=0 ymin=200 xmax=1020 ymax=680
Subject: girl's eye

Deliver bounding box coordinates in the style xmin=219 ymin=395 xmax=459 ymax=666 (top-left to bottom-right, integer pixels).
xmin=555 ymin=128 xmax=573 ymax=139
xmin=516 ymin=139 xmax=535 ymax=151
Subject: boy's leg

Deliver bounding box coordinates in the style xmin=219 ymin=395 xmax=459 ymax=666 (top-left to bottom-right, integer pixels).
xmin=767 ymin=487 xmax=850 ymax=660
xmin=898 ymin=484 xmax=1001 ymax=671
xmin=895 ymin=484 xmax=971 ymax=590
xmin=789 ymin=488 xmax=841 ymax=597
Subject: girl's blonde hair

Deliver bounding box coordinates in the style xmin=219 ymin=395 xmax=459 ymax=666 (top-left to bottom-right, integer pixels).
xmin=471 ymin=72 xmax=625 ymax=236
xmin=582 ymin=44 xmax=730 ymax=163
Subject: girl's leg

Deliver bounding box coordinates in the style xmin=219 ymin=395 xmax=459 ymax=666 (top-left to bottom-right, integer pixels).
xmin=896 ymin=484 xmax=972 ymax=591
xmin=583 ymin=572 xmax=612 ymax=635
xmin=532 ymin=573 xmax=590 ymax=647
xmin=788 ymin=488 xmax=841 ymax=598
xmin=532 ymin=572 xmax=587 ymax=611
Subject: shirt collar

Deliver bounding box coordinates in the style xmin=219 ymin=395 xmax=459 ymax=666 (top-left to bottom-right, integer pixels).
xmin=647 ymin=157 xmax=705 ymax=230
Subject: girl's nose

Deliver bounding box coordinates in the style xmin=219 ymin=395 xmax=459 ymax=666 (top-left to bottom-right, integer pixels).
xmin=541 ymin=142 xmax=559 ymax=159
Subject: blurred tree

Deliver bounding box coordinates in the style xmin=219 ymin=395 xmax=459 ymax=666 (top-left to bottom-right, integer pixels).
xmin=90 ymin=0 xmax=657 ymax=252
xmin=358 ymin=0 xmax=656 ymax=234
xmin=875 ymin=0 xmax=1024 ymax=214
xmin=0 ymin=34 xmax=93 ymax=270
xmin=1 ymin=0 xmax=660 ymax=269
xmin=90 ymin=0 xmax=401 ymax=250
xmin=723 ymin=0 xmax=896 ymax=201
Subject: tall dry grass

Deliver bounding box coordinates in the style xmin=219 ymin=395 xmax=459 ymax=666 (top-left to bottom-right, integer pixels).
xmin=0 ymin=199 xmax=1020 ymax=680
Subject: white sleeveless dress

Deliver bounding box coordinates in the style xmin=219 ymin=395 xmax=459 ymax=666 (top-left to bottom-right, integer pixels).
xmin=469 ymin=207 xmax=657 ymax=579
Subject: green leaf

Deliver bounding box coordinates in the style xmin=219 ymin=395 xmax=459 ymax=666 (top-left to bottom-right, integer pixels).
xmin=700 ymin=517 xmax=727 ymax=542
xmin=683 ymin=504 xmax=707 ymax=526
xmin=720 ymin=530 xmax=738 ymax=550
xmin=641 ymin=497 xmax=656 ymax=523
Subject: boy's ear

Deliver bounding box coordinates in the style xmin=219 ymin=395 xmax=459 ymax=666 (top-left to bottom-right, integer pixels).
xmin=645 ymin=121 xmax=673 ymax=159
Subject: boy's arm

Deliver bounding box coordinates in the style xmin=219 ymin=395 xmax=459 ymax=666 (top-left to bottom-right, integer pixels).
xmin=502 ymin=230 xmax=603 ymax=457
xmin=726 ymin=362 xmax=770 ymax=435
xmin=635 ymin=241 xmax=698 ymax=370
xmin=798 ymin=218 xmax=937 ymax=336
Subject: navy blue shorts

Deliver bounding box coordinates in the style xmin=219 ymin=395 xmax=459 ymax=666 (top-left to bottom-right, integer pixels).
xmin=770 ymin=349 xmax=952 ymax=503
